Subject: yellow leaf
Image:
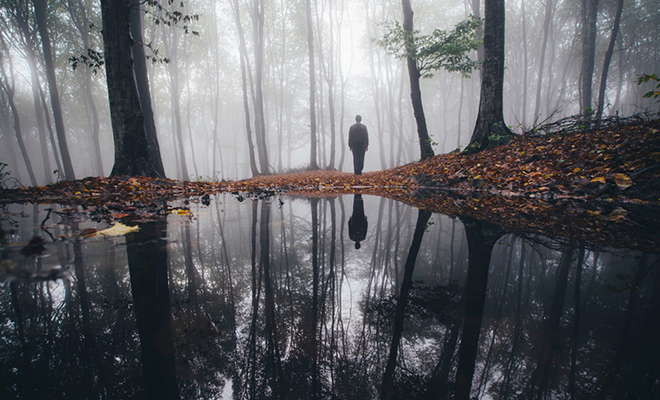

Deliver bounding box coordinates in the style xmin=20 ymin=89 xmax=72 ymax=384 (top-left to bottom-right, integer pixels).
xmin=98 ymin=223 xmax=139 ymax=237
xmin=591 ymin=177 xmax=606 ymax=184
xmin=168 ymin=208 xmax=191 ymax=215
xmin=613 ymin=173 xmax=632 ymax=189
xmin=606 ymin=207 xmax=628 ymax=222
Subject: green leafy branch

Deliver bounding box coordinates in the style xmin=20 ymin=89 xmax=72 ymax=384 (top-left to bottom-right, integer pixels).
xmin=142 ymin=0 xmax=200 ymax=36
xmin=377 ymin=15 xmax=483 ymax=78
xmin=638 ymin=73 xmax=660 ymax=101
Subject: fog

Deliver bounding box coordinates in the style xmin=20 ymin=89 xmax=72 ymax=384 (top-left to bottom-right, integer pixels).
xmin=1 ymin=0 xmax=659 ymax=184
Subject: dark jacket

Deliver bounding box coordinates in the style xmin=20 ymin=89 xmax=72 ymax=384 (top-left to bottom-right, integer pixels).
xmin=348 ymin=123 xmax=369 ymax=150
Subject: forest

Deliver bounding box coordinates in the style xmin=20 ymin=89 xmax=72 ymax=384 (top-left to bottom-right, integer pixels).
xmin=0 ymin=0 xmax=658 ymax=185
xmin=1 ymin=1 xmax=660 ymax=400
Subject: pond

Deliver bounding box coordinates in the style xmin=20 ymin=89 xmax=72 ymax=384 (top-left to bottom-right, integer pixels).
xmin=0 ymin=194 xmax=658 ymax=399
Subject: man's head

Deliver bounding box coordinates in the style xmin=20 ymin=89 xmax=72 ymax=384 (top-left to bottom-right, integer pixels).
xmin=355 ymin=115 xmax=362 ymax=123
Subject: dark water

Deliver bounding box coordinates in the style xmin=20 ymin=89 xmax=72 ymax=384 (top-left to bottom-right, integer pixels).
xmin=0 ymin=195 xmax=658 ymax=400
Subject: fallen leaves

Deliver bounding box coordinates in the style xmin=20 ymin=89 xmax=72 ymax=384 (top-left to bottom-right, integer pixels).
xmin=613 ymin=173 xmax=632 ymax=189
xmin=0 ymin=119 xmax=658 ymax=252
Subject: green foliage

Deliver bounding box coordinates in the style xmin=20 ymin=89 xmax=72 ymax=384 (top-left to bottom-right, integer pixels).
xmin=377 ymin=15 xmax=483 ymax=78
xmin=638 ymin=73 xmax=660 ymax=102
xmin=69 ymin=48 xmax=105 ymax=74
xmin=144 ymin=0 xmax=200 ymax=36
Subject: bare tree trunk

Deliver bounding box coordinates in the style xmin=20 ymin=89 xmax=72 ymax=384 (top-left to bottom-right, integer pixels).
xmin=402 ymin=0 xmax=435 ymax=161
xmin=28 ymin=44 xmax=53 ymax=182
xmin=520 ymin=0 xmax=529 ymax=127
xmin=12 ymin=1 xmax=53 ymax=182
xmin=100 ymin=0 xmax=164 ymax=177
xmin=231 ymin=0 xmax=259 ymax=177
xmin=162 ymin=27 xmax=189 ymax=180
xmin=34 ymin=0 xmax=75 ymax=180
xmin=534 ymin=0 xmax=555 ymax=122
xmin=580 ymin=0 xmax=599 ymax=118
xmin=129 ymin=0 xmax=165 ymax=178
xmin=211 ymin=3 xmax=224 ymax=180
xmin=253 ymin=0 xmax=269 ymax=174
xmin=0 ymin=99 xmax=24 ymax=183
xmin=67 ymin=0 xmax=103 ymax=176
xmin=0 ymin=42 xmax=38 ymax=186
xmin=596 ymin=0 xmax=624 ymax=123
xmin=466 ymin=0 xmax=512 ymax=153
xmin=307 ymin=0 xmax=319 ymax=169
xmin=38 ymin=86 xmax=63 ymax=175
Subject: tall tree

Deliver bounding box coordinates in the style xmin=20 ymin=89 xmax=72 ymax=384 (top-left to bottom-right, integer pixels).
xmin=161 ymin=19 xmax=189 ymax=180
xmin=34 ymin=0 xmax=76 ymax=180
xmin=11 ymin=0 xmax=53 ymax=182
xmin=465 ymin=0 xmax=513 ymax=153
xmin=596 ymin=0 xmax=624 ymax=123
xmin=67 ymin=0 xmax=103 ymax=177
xmin=100 ymin=0 xmax=165 ymax=177
xmin=252 ymin=0 xmax=269 ymax=174
xmin=380 ymin=3 xmax=480 ymax=159
xmin=230 ymin=0 xmax=259 ymax=177
xmin=306 ymin=0 xmax=319 ymax=169
xmin=533 ymin=0 xmax=555 ymax=122
xmin=579 ymin=0 xmax=599 ymax=118
xmin=129 ymin=0 xmax=165 ymax=178
xmin=402 ymin=0 xmax=434 ymax=160
xmin=0 ymin=37 xmax=37 ymax=186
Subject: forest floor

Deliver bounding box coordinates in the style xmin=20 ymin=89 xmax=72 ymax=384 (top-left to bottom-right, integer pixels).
xmin=1 ymin=117 xmax=659 ymax=251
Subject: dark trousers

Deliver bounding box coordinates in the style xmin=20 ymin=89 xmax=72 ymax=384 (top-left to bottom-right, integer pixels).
xmin=352 ymin=147 xmax=366 ymax=175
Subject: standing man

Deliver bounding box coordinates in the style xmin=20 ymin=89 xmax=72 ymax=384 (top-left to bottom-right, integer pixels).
xmin=348 ymin=115 xmax=369 ymax=175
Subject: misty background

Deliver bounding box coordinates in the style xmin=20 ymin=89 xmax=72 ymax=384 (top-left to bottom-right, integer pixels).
xmin=1 ymin=0 xmax=659 ymax=185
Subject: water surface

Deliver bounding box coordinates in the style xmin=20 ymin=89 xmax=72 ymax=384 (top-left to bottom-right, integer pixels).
xmin=1 ymin=194 xmax=658 ymax=399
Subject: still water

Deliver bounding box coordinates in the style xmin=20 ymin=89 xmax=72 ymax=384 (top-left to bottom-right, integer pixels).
xmin=0 ymin=194 xmax=658 ymax=399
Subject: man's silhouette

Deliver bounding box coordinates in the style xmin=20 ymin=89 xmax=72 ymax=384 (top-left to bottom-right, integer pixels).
xmin=348 ymin=115 xmax=369 ymax=175
xmin=348 ymin=194 xmax=368 ymax=249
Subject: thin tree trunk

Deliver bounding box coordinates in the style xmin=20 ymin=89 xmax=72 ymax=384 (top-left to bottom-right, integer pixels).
xmin=307 ymin=0 xmax=319 ymax=169
xmin=67 ymin=0 xmax=103 ymax=176
xmin=253 ymin=0 xmax=269 ymax=174
xmin=596 ymin=0 xmax=624 ymax=123
xmin=231 ymin=0 xmax=259 ymax=177
xmin=162 ymin=27 xmax=189 ymax=180
xmin=34 ymin=0 xmax=75 ymax=180
xmin=580 ymin=0 xmax=599 ymax=118
xmin=0 ymin=44 xmax=38 ymax=186
xmin=521 ymin=0 xmax=529 ymax=127
xmin=16 ymin=11 xmax=52 ymax=183
xmin=38 ymin=86 xmax=63 ymax=175
xmin=402 ymin=0 xmax=434 ymax=160
xmin=534 ymin=0 xmax=554 ymax=122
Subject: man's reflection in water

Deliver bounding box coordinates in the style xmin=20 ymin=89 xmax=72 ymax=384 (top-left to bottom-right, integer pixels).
xmin=348 ymin=194 xmax=368 ymax=249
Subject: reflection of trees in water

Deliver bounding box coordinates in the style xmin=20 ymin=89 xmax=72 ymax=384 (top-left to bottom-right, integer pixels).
xmin=0 ymin=200 xmax=658 ymax=399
